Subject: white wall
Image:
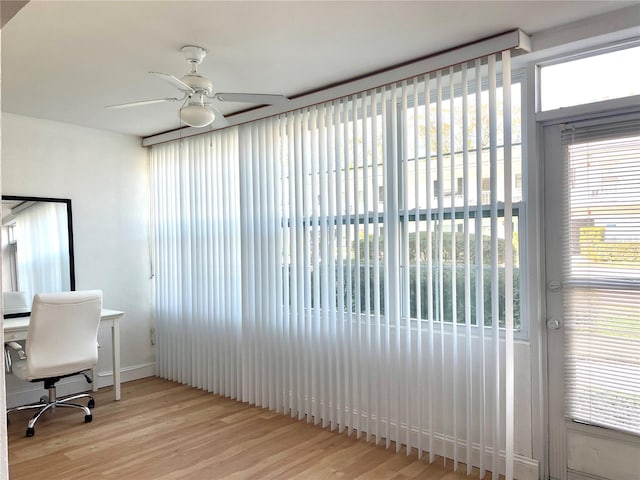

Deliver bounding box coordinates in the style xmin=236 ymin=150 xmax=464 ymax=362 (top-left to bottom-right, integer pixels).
xmin=1 ymin=113 xmax=153 ymax=406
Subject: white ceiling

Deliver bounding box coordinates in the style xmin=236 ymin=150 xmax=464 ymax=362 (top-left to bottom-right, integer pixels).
xmin=1 ymin=1 xmax=635 ymax=138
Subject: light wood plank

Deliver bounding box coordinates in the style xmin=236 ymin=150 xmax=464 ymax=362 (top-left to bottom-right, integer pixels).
xmin=8 ymin=377 xmax=490 ymax=479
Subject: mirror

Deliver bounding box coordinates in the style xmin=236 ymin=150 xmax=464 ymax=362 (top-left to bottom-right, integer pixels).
xmin=1 ymin=196 xmax=75 ymax=318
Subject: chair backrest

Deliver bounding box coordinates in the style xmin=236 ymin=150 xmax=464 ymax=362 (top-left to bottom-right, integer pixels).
xmin=24 ymin=290 xmax=103 ymax=379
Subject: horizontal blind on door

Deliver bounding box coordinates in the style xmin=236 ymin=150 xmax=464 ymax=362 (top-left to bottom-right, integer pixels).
xmin=562 ymin=116 xmax=640 ymax=435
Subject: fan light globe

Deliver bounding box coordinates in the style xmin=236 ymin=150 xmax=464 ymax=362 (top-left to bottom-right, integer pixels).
xmin=180 ymin=103 xmax=215 ymax=127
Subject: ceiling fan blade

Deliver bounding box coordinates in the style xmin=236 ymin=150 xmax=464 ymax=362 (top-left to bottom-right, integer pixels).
xmin=105 ymin=97 xmax=182 ymax=109
xmin=209 ymin=104 xmax=230 ymax=128
xmin=214 ymin=93 xmax=289 ymax=105
xmin=150 ymin=72 xmax=195 ymax=93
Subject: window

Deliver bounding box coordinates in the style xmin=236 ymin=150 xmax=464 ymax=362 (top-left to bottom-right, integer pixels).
xmin=539 ymin=44 xmax=640 ymax=111
xmin=284 ymin=73 xmax=524 ymax=329
xmin=401 ymin=78 xmax=523 ymax=328
xmin=404 ymin=211 xmax=521 ymax=327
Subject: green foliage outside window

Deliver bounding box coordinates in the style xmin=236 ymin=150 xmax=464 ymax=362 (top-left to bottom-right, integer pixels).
xmin=300 ymin=229 xmax=521 ymax=329
xmin=338 ymin=263 xmax=519 ymax=328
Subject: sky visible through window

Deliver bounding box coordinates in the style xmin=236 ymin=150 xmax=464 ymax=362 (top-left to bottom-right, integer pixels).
xmin=540 ymin=45 xmax=640 ymax=111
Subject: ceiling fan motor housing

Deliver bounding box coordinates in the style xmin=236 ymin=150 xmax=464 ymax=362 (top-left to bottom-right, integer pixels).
xmin=180 ymin=74 xmax=213 ymax=95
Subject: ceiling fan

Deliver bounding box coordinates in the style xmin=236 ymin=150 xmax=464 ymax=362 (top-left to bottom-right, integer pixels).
xmin=106 ymin=45 xmax=290 ymax=128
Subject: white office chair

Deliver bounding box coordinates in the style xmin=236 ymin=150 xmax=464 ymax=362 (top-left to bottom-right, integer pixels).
xmin=6 ymin=290 xmax=103 ymax=437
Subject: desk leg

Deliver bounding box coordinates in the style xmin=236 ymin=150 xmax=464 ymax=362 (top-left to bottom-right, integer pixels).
xmin=112 ymin=319 xmax=121 ymax=400
xmin=92 ymin=366 xmax=99 ymax=393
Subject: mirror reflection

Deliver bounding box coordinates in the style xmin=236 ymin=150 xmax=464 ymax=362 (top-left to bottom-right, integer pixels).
xmin=1 ymin=196 xmax=75 ymax=318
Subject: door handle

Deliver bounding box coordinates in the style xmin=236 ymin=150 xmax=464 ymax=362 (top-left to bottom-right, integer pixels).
xmin=546 ymin=317 xmax=563 ymax=330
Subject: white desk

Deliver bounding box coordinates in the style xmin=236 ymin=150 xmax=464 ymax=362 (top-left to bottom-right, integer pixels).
xmin=3 ymin=308 xmax=125 ymax=400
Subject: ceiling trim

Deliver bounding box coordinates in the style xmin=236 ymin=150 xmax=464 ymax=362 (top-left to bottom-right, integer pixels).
xmin=142 ymin=28 xmax=531 ymax=147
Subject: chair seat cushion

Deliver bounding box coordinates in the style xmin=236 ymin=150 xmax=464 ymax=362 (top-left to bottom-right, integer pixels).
xmin=12 ymin=358 xmax=94 ymax=382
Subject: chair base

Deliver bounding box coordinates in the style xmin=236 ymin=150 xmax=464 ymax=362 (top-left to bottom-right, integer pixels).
xmin=7 ymin=386 xmax=95 ymax=437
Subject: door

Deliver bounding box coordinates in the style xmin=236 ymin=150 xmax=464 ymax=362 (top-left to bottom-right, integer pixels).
xmin=544 ymin=115 xmax=640 ymax=480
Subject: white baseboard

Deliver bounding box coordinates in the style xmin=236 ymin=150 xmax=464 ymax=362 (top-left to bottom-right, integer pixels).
xmin=6 ymin=362 xmax=156 ymax=408
xmin=568 ymin=470 xmax=612 ymax=480
xmin=94 ymin=362 xmax=156 ymax=389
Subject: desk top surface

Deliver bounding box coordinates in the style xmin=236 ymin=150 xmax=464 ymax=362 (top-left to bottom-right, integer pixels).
xmin=3 ymin=309 xmax=125 ymax=333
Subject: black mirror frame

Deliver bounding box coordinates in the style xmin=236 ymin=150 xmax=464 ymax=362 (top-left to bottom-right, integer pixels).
xmin=2 ymin=195 xmax=76 ymax=319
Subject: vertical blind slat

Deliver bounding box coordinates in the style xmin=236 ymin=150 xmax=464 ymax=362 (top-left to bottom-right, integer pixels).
xmin=372 ymin=93 xmax=382 ymax=445
xmin=488 ymin=54 xmax=501 ymax=480
xmin=474 ymin=57 xmax=487 ymax=479
xmin=436 ymin=70 xmax=447 ymax=463
xmin=412 ymin=76 xmax=424 ymax=459
xmin=401 ymin=81 xmax=412 ymax=455
xmin=424 ymin=71 xmax=436 ymax=465
xmin=449 ymin=66 xmax=459 ymax=470
xmin=503 ymin=50 xmax=515 ymax=480
xmin=381 ymin=89 xmax=392 ymax=449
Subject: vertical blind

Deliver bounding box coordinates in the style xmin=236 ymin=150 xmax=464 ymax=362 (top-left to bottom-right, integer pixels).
xmin=150 ymin=134 xmax=242 ymax=397
xmin=15 ymin=202 xmax=70 ymax=301
xmin=151 ymin=51 xmax=519 ymax=478
xmin=562 ymin=116 xmax=640 ymax=435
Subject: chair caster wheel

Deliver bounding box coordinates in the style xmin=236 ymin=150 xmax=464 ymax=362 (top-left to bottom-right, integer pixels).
xmin=88 ymin=399 xmax=95 ymax=408
xmin=85 ymin=414 xmax=92 ymax=423
xmin=26 ymin=427 xmax=35 ymax=437
xmin=40 ymin=396 xmax=48 ymax=403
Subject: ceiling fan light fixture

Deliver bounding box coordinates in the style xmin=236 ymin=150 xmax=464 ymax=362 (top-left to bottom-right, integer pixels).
xmin=180 ymin=102 xmax=215 ymax=127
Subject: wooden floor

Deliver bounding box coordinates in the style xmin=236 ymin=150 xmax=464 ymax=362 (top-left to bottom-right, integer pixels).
xmin=8 ymin=377 xmax=485 ymax=479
